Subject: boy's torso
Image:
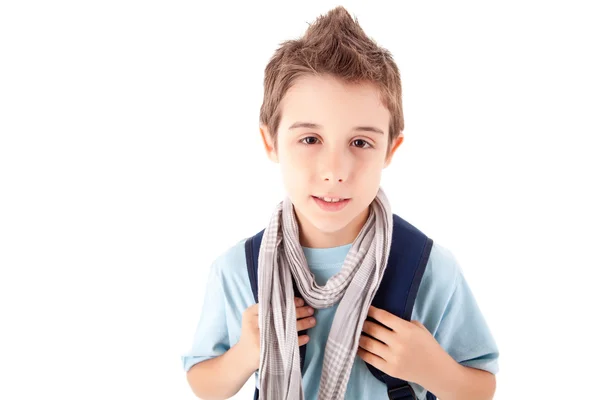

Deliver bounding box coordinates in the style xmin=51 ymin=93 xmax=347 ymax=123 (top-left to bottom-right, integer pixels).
xmin=215 ymin=239 xmax=457 ymax=399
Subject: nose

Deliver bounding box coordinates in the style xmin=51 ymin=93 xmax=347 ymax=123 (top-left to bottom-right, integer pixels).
xmin=319 ymin=149 xmax=349 ymax=183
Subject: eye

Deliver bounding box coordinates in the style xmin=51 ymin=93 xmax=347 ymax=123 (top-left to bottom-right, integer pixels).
xmin=300 ymin=136 xmax=320 ymax=145
xmin=352 ymin=139 xmax=372 ymax=149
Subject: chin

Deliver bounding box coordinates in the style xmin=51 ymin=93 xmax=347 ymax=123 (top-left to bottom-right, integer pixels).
xmin=308 ymin=217 xmax=351 ymax=234
xmin=292 ymin=194 xmax=371 ymax=233
xmin=307 ymin=207 xmax=362 ymax=233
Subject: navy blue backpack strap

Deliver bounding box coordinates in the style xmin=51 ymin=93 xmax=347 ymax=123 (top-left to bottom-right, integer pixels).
xmin=244 ymin=230 xmax=308 ymax=400
xmin=365 ymin=214 xmax=435 ymax=399
xmin=244 ymin=230 xmax=263 ymax=303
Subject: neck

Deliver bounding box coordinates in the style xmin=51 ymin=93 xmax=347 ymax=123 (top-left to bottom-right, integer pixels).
xmin=296 ymin=207 xmax=370 ymax=248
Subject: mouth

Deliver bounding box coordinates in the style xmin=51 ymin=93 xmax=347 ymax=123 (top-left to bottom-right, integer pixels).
xmin=311 ymin=195 xmax=351 ymax=212
xmin=312 ymin=195 xmax=349 ymax=203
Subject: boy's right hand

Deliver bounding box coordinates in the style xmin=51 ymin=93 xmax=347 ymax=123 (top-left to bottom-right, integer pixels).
xmin=239 ymin=297 xmax=316 ymax=370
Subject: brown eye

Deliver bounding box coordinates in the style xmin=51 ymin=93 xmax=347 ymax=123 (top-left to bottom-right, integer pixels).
xmin=301 ymin=137 xmax=319 ymax=145
xmin=352 ymin=139 xmax=372 ymax=149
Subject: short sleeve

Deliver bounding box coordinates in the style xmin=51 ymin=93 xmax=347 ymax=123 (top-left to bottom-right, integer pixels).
xmin=434 ymin=263 xmax=500 ymax=374
xmin=412 ymin=243 xmax=499 ymax=376
xmin=181 ymin=258 xmax=230 ymax=372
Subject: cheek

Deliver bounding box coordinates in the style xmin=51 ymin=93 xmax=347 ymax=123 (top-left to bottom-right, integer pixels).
xmin=354 ymin=155 xmax=384 ymax=178
xmin=280 ymin=148 xmax=312 ymax=176
xmin=279 ymin=158 xmax=309 ymax=195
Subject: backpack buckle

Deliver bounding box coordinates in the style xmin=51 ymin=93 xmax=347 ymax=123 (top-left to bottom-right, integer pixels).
xmin=388 ymin=382 xmax=417 ymax=399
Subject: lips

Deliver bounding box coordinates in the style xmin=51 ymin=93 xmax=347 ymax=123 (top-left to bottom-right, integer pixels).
xmin=312 ymin=195 xmax=351 ymax=212
xmin=314 ymin=196 xmax=348 ymax=203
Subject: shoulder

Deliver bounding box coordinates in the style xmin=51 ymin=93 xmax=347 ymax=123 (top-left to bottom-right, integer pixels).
xmin=394 ymin=215 xmax=461 ymax=296
xmin=421 ymin=244 xmax=500 ymax=373
xmin=412 ymin=241 xmax=462 ymax=330
xmin=212 ymin=238 xmax=247 ymax=272
xmin=422 ymin=241 xmax=462 ymax=296
xmin=208 ymin=238 xmax=254 ymax=301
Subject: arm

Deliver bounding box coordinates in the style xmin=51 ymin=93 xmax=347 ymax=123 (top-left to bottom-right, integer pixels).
xmin=359 ymin=307 xmax=497 ymax=400
xmin=185 ymin=298 xmax=313 ymax=400
xmin=422 ymin=354 xmax=496 ymax=400
xmin=182 ymin=254 xmax=255 ymax=400
xmin=358 ymin=244 xmax=499 ymax=399
xmin=419 ymin=244 xmax=499 ymax=399
xmin=186 ymin=341 xmax=255 ymax=400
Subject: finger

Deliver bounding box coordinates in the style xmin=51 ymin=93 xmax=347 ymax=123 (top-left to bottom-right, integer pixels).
xmin=368 ymin=306 xmax=408 ymax=331
xmin=298 ymin=334 xmax=310 ymax=347
xmin=246 ymin=303 xmax=259 ymax=315
xmin=357 ymin=347 xmax=386 ymax=371
xmin=295 ymin=305 xmax=314 ymax=320
xmin=358 ymin=335 xmax=389 ymax=360
xmin=297 ymin=316 xmax=316 ymax=331
xmin=295 ymin=297 xmax=304 ymax=307
xmin=362 ymin=321 xmax=394 ymax=345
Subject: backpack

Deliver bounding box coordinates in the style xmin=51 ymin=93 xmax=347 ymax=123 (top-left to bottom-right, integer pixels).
xmin=245 ymin=214 xmax=437 ymax=400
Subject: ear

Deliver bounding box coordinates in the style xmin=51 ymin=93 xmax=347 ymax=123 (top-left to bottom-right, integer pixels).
xmin=384 ymin=132 xmax=404 ymax=168
xmin=260 ymin=124 xmax=279 ymax=163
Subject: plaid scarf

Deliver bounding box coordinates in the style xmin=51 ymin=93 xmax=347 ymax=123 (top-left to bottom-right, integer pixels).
xmin=257 ymin=188 xmax=393 ymax=399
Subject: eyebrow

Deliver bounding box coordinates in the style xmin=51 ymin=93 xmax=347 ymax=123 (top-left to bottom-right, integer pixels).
xmin=288 ymin=121 xmax=384 ymax=135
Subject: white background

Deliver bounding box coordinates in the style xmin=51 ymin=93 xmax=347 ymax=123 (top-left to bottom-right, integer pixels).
xmin=1 ymin=1 xmax=598 ymax=399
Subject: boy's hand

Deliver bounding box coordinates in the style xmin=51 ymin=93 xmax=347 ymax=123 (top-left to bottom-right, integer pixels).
xmin=294 ymin=296 xmax=316 ymax=346
xmin=357 ymin=305 xmax=451 ymax=388
xmin=238 ymin=297 xmax=316 ymax=371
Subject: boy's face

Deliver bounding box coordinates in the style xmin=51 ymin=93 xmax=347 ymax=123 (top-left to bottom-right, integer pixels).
xmin=260 ymin=74 xmax=403 ymax=247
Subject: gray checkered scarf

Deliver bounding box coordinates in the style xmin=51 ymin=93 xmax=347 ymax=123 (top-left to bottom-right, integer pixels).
xmin=257 ymin=188 xmax=393 ymax=400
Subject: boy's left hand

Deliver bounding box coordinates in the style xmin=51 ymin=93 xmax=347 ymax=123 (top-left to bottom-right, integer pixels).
xmin=357 ymin=305 xmax=449 ymax=386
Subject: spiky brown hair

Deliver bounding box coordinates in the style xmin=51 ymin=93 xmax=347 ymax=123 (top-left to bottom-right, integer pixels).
xmin=259 ymin=6 xmax=404 ymax=155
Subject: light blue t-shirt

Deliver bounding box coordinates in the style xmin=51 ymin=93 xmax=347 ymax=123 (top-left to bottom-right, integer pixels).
xmin=181 ymin=238 xmax=499 ymax=399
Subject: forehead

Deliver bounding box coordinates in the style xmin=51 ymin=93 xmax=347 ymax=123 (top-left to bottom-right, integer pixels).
xmin=279 ymin=74 xmax=390 ymax=133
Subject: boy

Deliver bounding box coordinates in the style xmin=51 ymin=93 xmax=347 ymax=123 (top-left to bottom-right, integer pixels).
xmin=182 ymin=6 xmax=499 ymax=400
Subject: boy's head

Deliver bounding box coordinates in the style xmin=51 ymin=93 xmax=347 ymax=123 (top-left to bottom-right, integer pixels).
xmin=259 ymin=6 xmax=404 ymax=247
